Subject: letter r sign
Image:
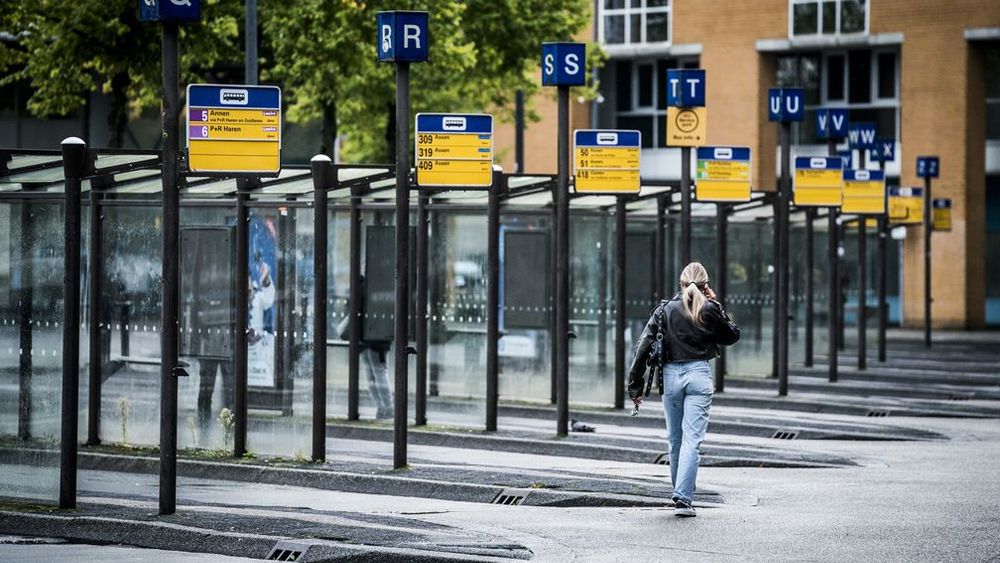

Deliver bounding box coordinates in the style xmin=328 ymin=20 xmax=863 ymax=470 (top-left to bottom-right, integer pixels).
xmin=377 ymin=11 xmax=429 ymax=63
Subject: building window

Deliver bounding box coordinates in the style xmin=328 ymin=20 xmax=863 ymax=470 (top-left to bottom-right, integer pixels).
xmin=790 ymin=0 xmax=868 ymax=37
xmin=778 ymin=48 xmax=898 ymax=144
xmin=601 ymin=0 xmax=671 ymax=46
xmin=987 ymin=47 xmax=1000 ymax=141
xmin=612 ymin=57 xmax=696 ymax=148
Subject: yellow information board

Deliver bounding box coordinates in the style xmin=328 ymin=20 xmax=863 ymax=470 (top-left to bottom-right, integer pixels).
xmin=888 ymin=187 xmax=924 ymax=224
xmin=187 ymin=84 xmax=282 ymax=175
xmin=695 ymin=146 xmax=752 ymax=202
xmin=793 ymin=156 xmax=843 ymax=206
xmin=415 ymin=114 xmax=493 ymax=187
xmin=841 ymin=169 xmax=886 ymax=214
xmin=666 ymin=107 xmax=707 ymax=147
xmin=573 ymin=130 xmax=641 ymax=193
xmin=932 ymin=198 xmax=952 ymax=231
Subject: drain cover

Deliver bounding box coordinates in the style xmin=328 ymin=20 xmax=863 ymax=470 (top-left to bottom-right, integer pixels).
xmin=653 ymin=453 xmax=669 ymax=465
xmin=866 ymin=408 xmax=891 ymax=417
xmin=771 ymin=429 xmax=800 ymax=440
xmin=492 ymin=488 xmax=531 ymax=505
xmin=267 ymin=540 xmax=313 ymax=561
xmin=949 ymin=393 xmax=974 ymax=401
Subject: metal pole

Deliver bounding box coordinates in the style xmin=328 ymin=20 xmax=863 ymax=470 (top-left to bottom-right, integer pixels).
xmin=777 ymin=121 xmax=791 ymax=397
xmin=486 ymin=168 xmax=502 ymax=431
xmin=60 ymin=137 xmax=85 ymax=510
xmin=17 ymin=202 xmax=33 ymax=441
xmin=233 ymin=182 xmax=251 ymax=457
xmin=86 ymin=183 xmax=103 ymax=445
xmin=680 ymin=147 xmax=692 ymax=266
xmin=857 ymin=150 xmax=868 ymax=370
xmin=392 ymin=61 xmax=411 ymax=468
xmin=549 ymin=203 xmax=557 ymax=405
xmin=555 ymin=85 xmax=570 ymax=437
xmin=415 ymin=192 xmax=429 ymax=427
xmin=614 ymin=197 xmax=626 ymax=409
xmin=597 ymin=212 xmax=608 ymax=369
xmin=877 ymin=158 xmax=888 ymax=362
xmin=837 ymin=218 xmax=846 ymax=351
xmin=715 ymin=203 xmax=728 ymax=392
xmin=923 ymin=175 xmax=932 ymax=349
xmin=771 ymin=196 xmax=779 ymax=380
xmin=655 ymin=196 xmax=666 ymax=300
xmin=827 ymin=139 xmax=839 ymax=382
xmin=348 ymin=184 xmax=362 ymax=420
xmin=515 ymin=91 xmax=525 ymax=173
xmin=311 ymin=155 xmax=331 ymax=461
xmin=158 ymin=22 xmax=180 ymax=516
xmin=804 ymin=208 xmax=814 ymax=367
xmin=244 ymin=0 xmax=258 ymax=85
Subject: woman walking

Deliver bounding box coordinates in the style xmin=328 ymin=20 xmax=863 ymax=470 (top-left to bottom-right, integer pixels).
xmin=628 ymin=262 xmax=740 ymax=517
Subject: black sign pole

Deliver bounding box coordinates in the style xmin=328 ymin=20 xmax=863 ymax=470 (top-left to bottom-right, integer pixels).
xmin=17 ymin=201 xmax=33 ymax=442
xmin=655 ymin=195 xmax=666 ymax=300
xmin=393 ymin=61 xmax=411 ymax=468
xmin=415 ymin=192 xmax=429 ymax=427
xmin=857 ymin=150 xmax=868 ymax=371
xmin=486 ymin=168 xmax=502 ymax=431
xmin=347 ymin=182 xmax=363 ymax=420
xmin=680 ymin=147 xmax=692 ymax=266
xmin=555 ymin=84 xmax=570 ymax=437
xmin=923 ymin=174 xmax=932 ymax=349
xmin=614 ymin=196 xmax=627 ymax=410
xmin=777 ymin=120 xmax=791 ymax=397
xmin=549 ymin=200 xmax=557 ymax=405
xmin=804 ymin=207 xmax=814 ymax=368
xmin=158 ymin=20 xmax=181 ymax=516
xmin=86 ymin=180 xmax=103 ymax=446
xmin=827 ymin=139 xmax=839 ymax=382
xmin=311 ymin=155 xmax=332 ymax=461
xmin=877 ymin=156 xmax=888 ymax=362
xmin=233 ymin=179 xmax=252 ymax=458
xmin=59 ymin=138 xmax=86 ymax=509
xmin=715 ymin=202 xmax=728 ymax=392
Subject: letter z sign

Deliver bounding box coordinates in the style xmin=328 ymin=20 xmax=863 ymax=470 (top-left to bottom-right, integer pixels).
xmin=377 ymin=11 xmax=428 ymax=63
xmin=541 ymin=43 xmax=585 ymax=87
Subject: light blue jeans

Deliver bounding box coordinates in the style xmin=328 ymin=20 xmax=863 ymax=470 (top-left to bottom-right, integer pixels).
xmin=660 ymin=360 xmax=713 ymax=504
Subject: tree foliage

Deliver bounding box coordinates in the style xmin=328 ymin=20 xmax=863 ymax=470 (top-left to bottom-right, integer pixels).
xmin=1 ymin=0 xmax=599 ymax=160
xmin=0 ymin=0 xmax=241 ymax=147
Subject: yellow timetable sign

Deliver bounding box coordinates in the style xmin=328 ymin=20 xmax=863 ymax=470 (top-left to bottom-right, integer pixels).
xmin=793 ymin=156 xmax=843 ymax=206
xmin=842 ymin=169 xmax=886 ymax=215
xmin=186 ymin=84 xmax=282 ymax=175
xmin=888 ymin=187 xmax=924 ymax=224
xmin=415 ymin=113 xmax=493 ymax=188
xmin=666 ymin=106 xmax=707 ymax=147
xmin=695 ymin=146 xmax=752 ymax=202
xmin=573 ymin=130 xmax=641 ymax=193
xmin=932 ymin=198 xmax=952 ymax=231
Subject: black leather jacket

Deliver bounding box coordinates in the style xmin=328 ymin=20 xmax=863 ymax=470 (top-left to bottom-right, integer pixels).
xmin=627 ymin=294 xmax=740 ymax=398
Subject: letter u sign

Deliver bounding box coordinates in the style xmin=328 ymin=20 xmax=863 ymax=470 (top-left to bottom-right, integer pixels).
xmin=768 ymin=88 xmax=805 ymax=122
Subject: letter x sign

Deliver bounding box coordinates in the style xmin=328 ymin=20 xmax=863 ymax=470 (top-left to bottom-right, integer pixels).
xmin=768 ymin=88 xmax=804 ymax=122
xmin=541 ymin=43 xmax=585 ymax=87
xmin=377 ymin=11 xmax=428 ymax=63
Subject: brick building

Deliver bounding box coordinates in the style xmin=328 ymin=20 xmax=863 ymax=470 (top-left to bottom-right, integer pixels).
xmin=495 ymin=0 xmax=1000 ymax=329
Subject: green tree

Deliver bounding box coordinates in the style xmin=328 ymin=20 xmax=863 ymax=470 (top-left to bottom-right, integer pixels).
xmin=263 ymin=0 xmax=601 ymax=162
xmin=0 ymin=0 xmax=241 ymax=148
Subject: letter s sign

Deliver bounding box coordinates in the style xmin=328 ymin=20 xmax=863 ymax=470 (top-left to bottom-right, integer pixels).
xmin=541 ymin=42 xmax=586 ymax=87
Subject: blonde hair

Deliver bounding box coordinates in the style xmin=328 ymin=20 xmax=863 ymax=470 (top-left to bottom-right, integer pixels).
xmin=679 ymin=262 xmax=710 ymax=326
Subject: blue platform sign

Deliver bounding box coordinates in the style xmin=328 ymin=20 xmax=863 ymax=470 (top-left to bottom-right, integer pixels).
xmin=139 ymin=0 xmax=201 ymax=22
xmin=666 ymin=69 xmax=706 ymax=107
xmin=541 ymin=43 xmax=586 ymax=87
xmin=917 ymin=156 xmax=940 ymax=178
xmin=768 ymin=88 xmax=804 ymax=122
xmin=816 ymin=108 xmax=848 ymax=139
xmin=838 ymin=150 xmax=853 ymax=169
xmin=377 ymin=11 xmax=429 ymax=62
xmin=874 ymin=138 xmax=894 ymax=162
xmin=847 ymin=122 xmax=878 ymax=149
